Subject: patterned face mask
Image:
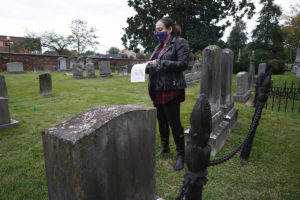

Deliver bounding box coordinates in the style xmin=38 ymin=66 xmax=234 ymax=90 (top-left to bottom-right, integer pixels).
xmin=155 ymin=31 xmax=168 ymax=43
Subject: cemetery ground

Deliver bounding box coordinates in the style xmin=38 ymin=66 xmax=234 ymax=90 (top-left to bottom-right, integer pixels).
xmin=0 ymin=71 xmax=299 ymax=200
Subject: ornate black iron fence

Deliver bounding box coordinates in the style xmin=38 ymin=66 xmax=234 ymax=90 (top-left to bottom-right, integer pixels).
xmin=265 ymin=81 xmax=300 ymax=113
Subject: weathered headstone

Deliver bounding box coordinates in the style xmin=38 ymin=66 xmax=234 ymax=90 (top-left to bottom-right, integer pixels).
xmin=296 ymin=66 xmax=300 ymax=79
xmin=42 ymin=105 xmax=156 ymax=200
xmin=123 ymin=66 xmax=128 ymax=76
xmin=6 ymin=62 xmax=25 ymax=74
xmin=0 ymin=97 xmax=19 ymax=130
xmin=118 ymin=67 xmax=123 ymax=76
xmin=191 ymin=61 xmax=201 ymax=73
xmin=258 ymin=63 xmax=266 ymax=76
xmin=58 ymin=57 xmax=67 ymax=71
xmin=33 ymin=64 xmax=38 ymax=73
xmin=199 ymin=45 xmax=229 ymax=156
xmin=233 ymin=72 xmax=251 ymax=102
xmin=248 ymin=51 xmax=255 ymax=89
xmin=77 ymin=56 xmax=85 ymax=70
xmin=69 ymin=57 xmax=76 ymax=70
xmin=44 ymin=67 xmax=49 ymax=72
xmin=39 ymin=73 xmax=52 ymax=96
xmin=86 ymin=57 xmax=93 ymax=64
xmin=51 ymin=66 xmax=57 ymax=73
xmin=86 ymin=63 xmax=96 ymax=78
xmin=220 ymin=48 xmax=238 ymax=132
xmin=72 ymin=63 xmax=84 ymax=79
xmin=99 ymin=61 xmax=112 ymax=77
xmin=0 ymin=75 xmax=8 ymax=98
xmin=294 ymin=42 xmax=300 ymax=66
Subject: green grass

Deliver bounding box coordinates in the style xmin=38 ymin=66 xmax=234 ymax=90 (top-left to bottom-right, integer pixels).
xmin=0 ymin=71 xmax=299 ymax=200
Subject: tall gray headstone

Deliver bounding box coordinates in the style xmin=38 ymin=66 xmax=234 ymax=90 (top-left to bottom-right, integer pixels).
xmin=295 ymin=66 xmax=300 ymax=79
xmin=42 ymin=105 xmax=156 ymax=200
xmin=220 ymin=48 xmax=238 ymax=133
xmin=233 ymin=72 xmax=251 ymax=102
xmin=77 ymin=56 xmax=85 ymax=70
xmin=39 ymin=73 xmax=52 ymax=96
xmin=123 ymin=66 xmax=128 ymax=76
xmin=99 ymin=61 xmax=112 ymax=77
xmin=86 ymin=63 xmax=96 ymax=78
xmin=58 ymin=57 xmax=67 ymax=71
xmin=294 ymin=42 xmax=300 ymax=66
xmin=69 ymin=57 xmax=76 ymax=70
xmin=0 ymin=97 xmax=19 ymax=130
xmin=6 ymin=62 xmax=25 ymax=74
xmin=199 ymin=45 xmax=229 ymax=156
xmin=258 ymin=63 xmax=266 ymax=76
xmin=72 ymin=63 xmax=84 ymax=79
xmin=248 ymin=51 xmax=255 ymax=89
xmin=0 ymin=75 xmax=8 ymax=98
xmin=33 ymin=64 xmax=38 ymax=74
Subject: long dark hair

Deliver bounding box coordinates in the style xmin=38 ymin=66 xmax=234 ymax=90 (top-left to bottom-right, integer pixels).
xmin=159 ymin=17 xmax=181 ymax=37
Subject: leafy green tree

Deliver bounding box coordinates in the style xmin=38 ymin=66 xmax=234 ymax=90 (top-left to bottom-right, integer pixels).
xmin=122 ymin=0 xmax=255 ymax=53
xmin=13 ymin=32 xmax=41 ymax=53
xmin=69 ymin=19 xmax=99 ymax=55
xmin=251 ymin=0 xmax=286 ymax=61
xmin=227 ymin=20 xmax=248 ymax=61
xmin=107 ymin=47 xmax=120 ymax=54
xmin=282 ymin=3 xmax=300 ymax=62
xmin=40 ymin=31 xmax=73 ymax=55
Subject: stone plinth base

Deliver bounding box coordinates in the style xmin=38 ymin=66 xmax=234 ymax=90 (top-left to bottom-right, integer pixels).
xmin=233 ymin=90 xmax=251 ymax=102
xmin=209 ymin=120 xmax=230 ymax=157
xmin=0 ymin=119 xmax=20 ymax=130
xmin=224 ymin=107 xmax=238 ymax=133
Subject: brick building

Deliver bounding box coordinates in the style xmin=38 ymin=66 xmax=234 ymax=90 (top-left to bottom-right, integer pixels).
xmin=0 ymin=35 xmax=41 ymax=54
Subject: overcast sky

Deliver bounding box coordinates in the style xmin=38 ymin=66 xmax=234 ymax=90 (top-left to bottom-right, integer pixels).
xmin=0 ymin=0 xmax=298 ymax=53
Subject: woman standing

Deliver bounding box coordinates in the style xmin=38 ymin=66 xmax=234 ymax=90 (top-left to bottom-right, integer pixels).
xmin=147 ymin=17 xmax=189 ymax=171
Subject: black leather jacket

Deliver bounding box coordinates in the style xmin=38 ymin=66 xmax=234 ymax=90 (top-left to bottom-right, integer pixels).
xmin=147 ymin=36 xmax=189 ymax=92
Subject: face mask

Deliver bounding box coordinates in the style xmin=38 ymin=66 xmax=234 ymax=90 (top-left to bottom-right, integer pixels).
xmin=155 ymin=31 xmax=168 ymax=43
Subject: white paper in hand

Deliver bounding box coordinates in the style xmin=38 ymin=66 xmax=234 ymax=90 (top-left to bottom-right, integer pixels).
xmin=131 ymin=63 xmax=148 ymax=82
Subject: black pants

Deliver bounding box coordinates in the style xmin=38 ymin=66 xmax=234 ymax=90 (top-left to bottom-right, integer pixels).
xmin=155 ymin=97 xmax=184 ymax=156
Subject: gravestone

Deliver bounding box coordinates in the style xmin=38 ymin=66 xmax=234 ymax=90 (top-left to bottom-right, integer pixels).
xmin=42 ymin=105 xmax=156 ymax=200
xmin=0 ymin=75 xmax=8 ymax=98
xmin=51 ymin=66 xmax=57 ymax=73
xmin=58 ymin=57 xmax=67 ymax=71
xmin=220 ymin=48 xmax=238 ymax=132
xmin=72 ymin=63 xmax=84 ymax=79
xmin=248 ymin=51 xmax=255 ymax=89
xmin=123 ymin=66 xmax=128 ymax=76
xmin=0 ymin=97 xmax=19 ymax=130
xmin=99 ymin=61 xmax=112 ymax=77
xmin=86 ymin=63 xmax=97 ymax=78
xmin=199 ymin=45 xmax=229 ymax=156
xmin=39 ymin=73 xmax=52 ymax=96
xmin=191 ymin=61 xmax=201 ymax=73
xmin=69 ymin=57 xmax=76 ymax=70
xmin=118 ymin=67 xmax=123 ymax=76
xmin=6 ymin=62 xmax=25 ymax=73
xmin=127 ymin=65 xmax=133 ymax=73
xmin=33 ymin=64 xmax=38 ymax=73
xmin=86 ymin=57 xmax=93 ymax=64
xmin=294 ymin=42 xmax=300 ymax=66
xmin=233 ymin=72 xmax=251 ymax=102
xmin=77 ymin=56 xmax=85 ymax=70
xmin=185 ymin=73 xmax=193 ymax=85
xmin=44 ymin=67 xmax=49 ymax=72
xmin=258 ymin=63 xmax=266 ymax=76
xmin=296 ymin=66 xmax=300 ymax=79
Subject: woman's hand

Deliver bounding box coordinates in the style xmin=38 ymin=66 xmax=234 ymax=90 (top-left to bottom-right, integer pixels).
xmin=147 ymin=60 xmax=158 ymax=68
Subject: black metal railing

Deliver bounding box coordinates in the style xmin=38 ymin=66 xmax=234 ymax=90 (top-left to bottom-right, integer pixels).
xmin=266 ymin=81 xmax=300 ymax=113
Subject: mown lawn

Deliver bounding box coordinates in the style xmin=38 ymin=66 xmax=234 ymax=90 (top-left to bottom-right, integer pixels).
xmin=0 ymin=71 xmax=299 ymax=200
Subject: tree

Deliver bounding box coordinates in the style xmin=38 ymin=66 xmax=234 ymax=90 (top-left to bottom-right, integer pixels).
xmin=69 ymin=19 xmax=99 ymax=55
xmin=282 ymin=3 xmax=300 ymax=62
xmin=40 ymin=31 xmax=73 ymax=55
xmin=107 ymin=47 xmax=120 ymax=54
xmin=122 ymin=0 xmax=255 ymax=53
xmin=13 ymin=32 xmax=41 ymax=53
xmin=227 ymin=20 xmax=248 ymax=61
xmin=251 ymin=0 xmax=286 ymax=60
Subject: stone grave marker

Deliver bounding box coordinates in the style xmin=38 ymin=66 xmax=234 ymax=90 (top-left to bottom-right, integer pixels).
xmin=233 ymin=72 xmax=251 ymax=102
xmin=69 ymin=57 xmax=76 ymax=70
xmin=77 ymin=56 xmax=85 ymax=70
xmin=296 ymin=66 xmax=300 ymax=79
xmin=33 ymin=64 xmax=38 ymax=73
xmin=0 ymin=75 xmax=8 ymax=98
xmin=99 ymin=61 xmax=112 ymax=77
xmin=39 ymin=73 xmax=52 ymax=96
xmin=220 ymin=48 xmax=238 ymax=132
xmin=258 ymin=63 xmax=266 ymax=76
xmin=6 ymin=62 xmax=25 ymax=73
xmin=123 ymin=66 xmax=128 ymax=76
xmin=86 ymin=63 xmax=96 ymax=78
xmin=58 ymin=57 xmax=67 ymax=71
xmin=72 ymin=63 xmax=84 ymax=79
xmin=0 ymin=97 xmax=19 ymax=130
xmin=248 ymin=51 xmax=255 ymax=89
xmin=42 ymin=105 xmax=156 ymax=200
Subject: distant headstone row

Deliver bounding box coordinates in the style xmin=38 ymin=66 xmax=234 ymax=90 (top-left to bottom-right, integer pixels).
xmin=0 ymin=75 xmax=19 ymax=130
